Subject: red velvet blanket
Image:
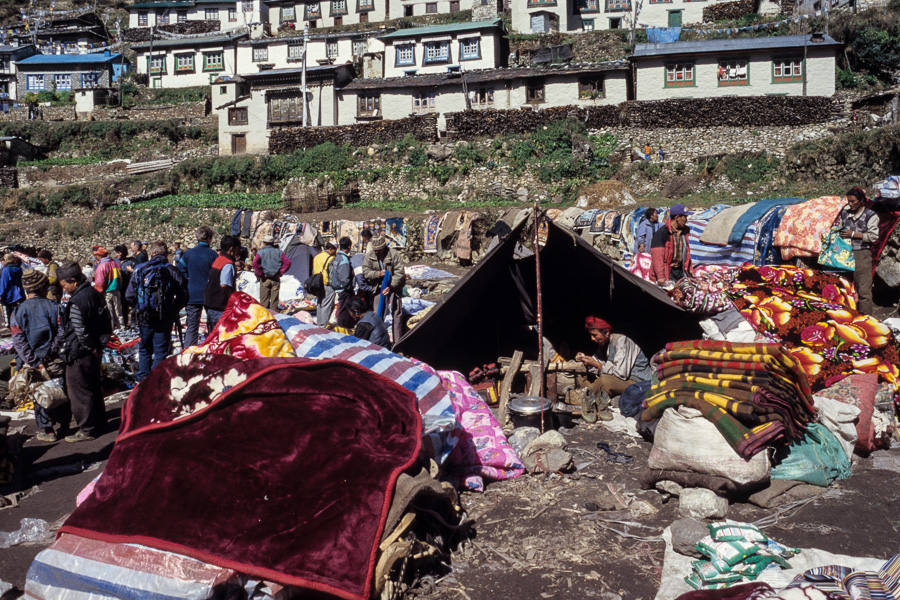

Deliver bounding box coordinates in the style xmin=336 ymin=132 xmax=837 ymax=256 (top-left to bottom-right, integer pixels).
xmin=60 ymin=354 xmax=421 ymax=600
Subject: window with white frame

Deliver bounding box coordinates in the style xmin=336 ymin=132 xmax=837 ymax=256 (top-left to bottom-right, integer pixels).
xmin=326 ymin=40 xmax=338 ymax=58
xmin=582 ymin=18 xmax=595 ymax=30
xmin=578 ymin=76 xmax=604 ymax=98
xmin=229 ymin=7 xmax=238 ymax=21
xmin=177 ymin=10 xmax=187 ymax=22
xmin=665 ymin=62 xmax=694 ymax=87
xmin=305 ymin=2 xmax=322 ymax=18
xmin=138 ymin=11 xmax=148 ymax=25
xmin=773 ymin=57 xmax=803 ymax=83
xmin=718 ymin=58 xmax=748 ymax=85
xmin=460 ymin=37 xmax=480 ymax=60
xmin=175 ymin=53 xmax=195 ymax=71
xmin=158 ymin=11 xmax=170 ymax=24
xmin=282 ymin=5 xmax=296 ymax=20
xmin=358 ymin=0 xmax=374 ymax=10
xmin=81 ymin=72 xmax=100 ymax=88
xmin=244 ymin=0 xmax=254 ymax=11
xmin=470 ymin=87 xmax=493 ymax=108
xmin=205 ymin=8 xmax=219 ymax=19
xmin=423 ymin=41 xmax=449 ymax=64
xmin=203 ymin=51 xmax=224 ymax=71
xmin=605 ymin=0 xmax=630 ymax=10
xmin=53 ymin=74 xmax=72 ymax=90
xmin=288 ymin=43 xmax=303 ymax=59
xmin=26 ymin=74 xmax=44 ymax=90
xmin=352 ymin=38 xmax=366 ymax=56
xmin=253 ymin=46 xmax=268 ymax=61
xmin=269 ymin=94 xmax=304 ymax=122
xmin=413 ymin=91 xmax=436 ymax=113
xmin=358 ymin=93 xmax=379 ymax=116
xmin=331 ymin=0 xmax=348 ymax=14
xmin=396 ymin=44 xmax=414 ymax=66
xmin=148 ymin=55 xmax=166 ymax=74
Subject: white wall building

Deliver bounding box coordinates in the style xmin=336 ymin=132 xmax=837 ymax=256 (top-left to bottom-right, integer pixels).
xmin=237 ymin=31 xmax=385 ymax=72
xmin=213 ymin=64 xmax=354 ymax=154
xmin=128 ymin=0 xmax=268 ymax=28
xmin=132 ymin=33 xmax=248 ymax=88
xmin=264 ymin=0 xmax=388 ymax=31
xmin=339 ymin=61 xmax=629 ymax=129
xmin=632 ymin=34 xmax=841 ymax=100
xmin=380 ymin=19 xmax=503 ymax=78
xmin=386 ymin=0 xmax=474 ymax=19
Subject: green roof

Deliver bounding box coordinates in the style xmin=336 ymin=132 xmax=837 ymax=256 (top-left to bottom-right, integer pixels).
xmin=131 ymin=33 xmax=246 ymax=50
xmin=379 ymin=19 xmax=501 ymax=39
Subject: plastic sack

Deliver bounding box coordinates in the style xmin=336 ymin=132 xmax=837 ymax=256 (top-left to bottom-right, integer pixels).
xmin=648 ymin=406 xmax=771 ymax=486
xmin=0 ymin=518 xmax=50 ymax=548
xmin=33 ymin=377 xmax=68 ymax=410
xmin=771 ymin=424 xmax=851 ymax=487
xmin=813 ymin=395 xmax=860 ymax=460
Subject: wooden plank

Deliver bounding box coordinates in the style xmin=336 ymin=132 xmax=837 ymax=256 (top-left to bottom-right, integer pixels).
xmin=498 ymin=350 xmax=523 ymax=429
xmin=526 ymin=364 xmax=541 ymax=397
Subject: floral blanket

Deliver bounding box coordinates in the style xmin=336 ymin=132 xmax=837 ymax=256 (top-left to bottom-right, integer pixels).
xmin=727 ymin=266 xmax=900 ymax=399
xmin=773 ymin=196 xmax=845 ymax=260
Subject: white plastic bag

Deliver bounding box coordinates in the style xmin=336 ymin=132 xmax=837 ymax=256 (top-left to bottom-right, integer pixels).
xmin=648 ymin=406 xmax=771 ymax=486
xmin=0 ymin=518 xmax=50 ymax=548
xmin=33 ymin=377 xmax=68 ymax=410
xmin=813 ymin=395 xmax=860 ymax=460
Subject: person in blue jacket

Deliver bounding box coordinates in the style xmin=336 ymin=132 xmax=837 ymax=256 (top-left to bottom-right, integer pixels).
xmin=0 ymin=253 xmax=25 ymax=327
xmin=176 ymin=226 xmax=218 ymax=348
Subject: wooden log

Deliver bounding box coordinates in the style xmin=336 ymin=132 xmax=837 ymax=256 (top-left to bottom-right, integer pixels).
xmin=498 ymin=350 xmax=523 ymax=429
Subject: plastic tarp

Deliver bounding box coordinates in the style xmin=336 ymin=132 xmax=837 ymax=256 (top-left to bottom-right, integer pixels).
xmin=646 ymin=27 xmax=682 ymax=43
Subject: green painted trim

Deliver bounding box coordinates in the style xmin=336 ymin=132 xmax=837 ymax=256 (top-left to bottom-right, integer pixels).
xmin=202 ymin=51 xmax=225 ymax=71
xmin=771 ymin=55 xmax=804 ymax=84
xmin=663 ymin=60 xmax=695 ymax=88
xmin=146 ymin=55 xmax=166 ymax=75
xmin=717 ymin=56 xmax=750 ymax=88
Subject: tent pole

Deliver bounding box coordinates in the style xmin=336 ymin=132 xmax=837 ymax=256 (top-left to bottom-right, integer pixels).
xmin=533 ymin=201 xmax=546 ymax=430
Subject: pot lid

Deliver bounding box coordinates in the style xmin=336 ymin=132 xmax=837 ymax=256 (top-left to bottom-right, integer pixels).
xmin=508 ymin=396 xmax=552 ymax=415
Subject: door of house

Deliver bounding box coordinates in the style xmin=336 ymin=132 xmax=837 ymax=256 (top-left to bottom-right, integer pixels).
xmin=668 ymin=10 xmax=682 ymax=26
xmin=450 ymin=0 xmax=460 ymax=10
xmin=232 ymin=134 xmax=247 ymax=155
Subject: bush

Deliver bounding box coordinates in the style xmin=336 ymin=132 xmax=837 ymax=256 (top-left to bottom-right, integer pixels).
xmin=454 ymin=143 xmax=486 ymax=164
xmin=719 ymin=153 xmax=780 ymax=185
xmin=531 ymin=119 xmax=587 ymax=155
xmin=408 ymin=147 xmax=427 ymax=167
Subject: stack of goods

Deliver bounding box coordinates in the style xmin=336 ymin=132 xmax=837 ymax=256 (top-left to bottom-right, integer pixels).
xmin=667 ymin=266 xmax=739 ymax=315
xmin=686 ymin=521 xmax=799 ymax=591
xmin=641 ymin=340 xmax=815 ymax=459
xmin=773 ymin=196 xmax=845 ymax=261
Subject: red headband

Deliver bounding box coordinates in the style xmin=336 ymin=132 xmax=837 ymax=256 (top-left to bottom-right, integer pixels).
xmin=585 ymin=316 xmax=611 ymax=331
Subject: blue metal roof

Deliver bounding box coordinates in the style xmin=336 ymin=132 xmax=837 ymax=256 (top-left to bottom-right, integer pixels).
xmin=17 ymin=53 xmax=122 ymax=65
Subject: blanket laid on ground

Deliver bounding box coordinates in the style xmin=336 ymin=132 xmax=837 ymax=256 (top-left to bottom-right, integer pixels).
xmin=60 ymin=354 xmax=421 ymax=600
xmin=700 ymin=203 xmax=757 ymax=246
xmin=727 ymin=198 xmax=805 ymax=246
xmin=727 ymin=265 xmax=900 ymax=399
xmin=773 ymin=196 xmax=845 ymax=260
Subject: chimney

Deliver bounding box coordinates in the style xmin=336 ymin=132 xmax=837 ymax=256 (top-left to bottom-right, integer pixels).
xmin=810 ymin=31 xmax=825 ymax=43
xmin=104 ymin=49 xmax=111 ymax=56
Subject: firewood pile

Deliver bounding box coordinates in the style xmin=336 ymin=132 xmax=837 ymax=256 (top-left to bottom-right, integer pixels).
xmin=269 ymin=114 xmax=438 ymax=153
xmin=122 ymin=20 xmax=222 ymax=42
xmin=702 ymin=0 xmax=755 ymax=22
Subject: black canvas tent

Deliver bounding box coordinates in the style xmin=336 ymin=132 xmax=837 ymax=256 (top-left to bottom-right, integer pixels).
xmin=393 ymin=219 xmax=705 ymax=373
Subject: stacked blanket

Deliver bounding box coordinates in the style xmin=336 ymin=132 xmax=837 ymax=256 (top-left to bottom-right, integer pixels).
xmin=642 ymin=341 xmax=815 ymax=459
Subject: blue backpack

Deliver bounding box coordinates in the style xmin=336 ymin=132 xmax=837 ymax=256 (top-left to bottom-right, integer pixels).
xmin=135 ymin=262 xmax=181 ymax=321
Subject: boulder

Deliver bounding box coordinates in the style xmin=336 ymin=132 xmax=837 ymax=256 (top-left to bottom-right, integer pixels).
xmin=522 ymin=430 xmax=568 ymax=457
xmin=678 ymin=488 xmax=728 ymax=520
xmin=523 ymin=448 xmax=574 ymax=474
xmin=670 ymin=517 xmax=708 ymax=558
xmin=507 ymin=427 xmax=541 ymax=456
xmin=426 ymin=144 xmax=453 ymax=161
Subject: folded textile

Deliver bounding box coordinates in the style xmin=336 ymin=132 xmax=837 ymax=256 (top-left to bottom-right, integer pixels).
xmin=773 ymin=196 xmax=844 ymax=260
xmin=424 ymin=215 xmax=443 ymax=254
xmin=687 ymin=219 xmax=759 ymax=268
xmin=781 ymin=554 xmax=900 ymax=599
xmin=727 ymin=198 xmax=805 ymax=246
xmin=700 ymin=203 xmax=757 ymax=246
xmin=753 ymin=206 xmax=789 ymax=266
xmin=628 ymin=252 xmax=654 ymax=282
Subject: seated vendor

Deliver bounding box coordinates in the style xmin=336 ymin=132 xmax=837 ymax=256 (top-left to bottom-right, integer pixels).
xmin=346 ymin=296 xmax=391 ymax=349
xmin=575 ymin=316 xmax=652 ymax=398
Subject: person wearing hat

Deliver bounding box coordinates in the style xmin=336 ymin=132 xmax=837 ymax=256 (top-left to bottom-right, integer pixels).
xmin=92 ymin=246 xmax=125 ymax=331
xmin=839 ymin=186 xmax=878 ymax=315
xmin=57 ymin=261 xmax=112 ymax=443
xmin=252 ymin=234 xmax=291 ymax=313
xmin=11 ymin=269 xmax=69 ymax=442
xmin=37 ymin=250 xmax=62 ymax=302
xmin=650 ymin=203 xmax=693 ymax=287
xmin=0 ymin=253 xmax=25 ymax=328
xmin=575 ymin=316 xmax=652 ymax=400
xmin=346 ymin=295 xmax=390 ymax=348
xmin=362 ymin=235 xmax=407 ymax=343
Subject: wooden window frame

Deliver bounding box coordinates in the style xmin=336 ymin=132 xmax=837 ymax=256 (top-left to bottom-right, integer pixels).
xmin=357 ymin=93 xmax=380 ymax=117
xmin=664 ymin=61 xmax=695 ymax=87
xmin=460 ymin=37 xmax=480 ymax=61
xmin=396 ymin=44 xmax=415 ymax=67
xmin=228 ymin=106 xmax=249 ymax=125
xmin=253 ymin=46 xmax=269 ymax=62
xmin=578 ymin=76 xmax=604 ymax=99
xmin=175 ymin=52 xmax=195 ymax=72
xmin=772 ymin=56 xmax=803 ymax=83
xmin=526 ymin=78 xmax=545 ymax=104
xmin=203 ymin=51 xmax=225 ymax=72
xmin=423 ymin=41 xmax=450 ymax=64
xmin=718 ymin=58 xmax=749 ymax=86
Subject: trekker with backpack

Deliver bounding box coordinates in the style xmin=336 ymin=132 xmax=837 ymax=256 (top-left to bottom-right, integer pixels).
xmin=57 ymin=262 xmax=112 ymax=442
xmin=125 ymin=241 xmax=188 ymax=383
xmin=253 ymin=235 xmax=291 ymax=313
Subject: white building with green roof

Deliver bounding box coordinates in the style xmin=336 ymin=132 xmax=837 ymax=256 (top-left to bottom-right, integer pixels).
xmin=380 ymin=19 xmax=503 ymax=78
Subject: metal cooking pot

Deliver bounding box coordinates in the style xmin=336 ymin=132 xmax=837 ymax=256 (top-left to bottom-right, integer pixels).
xmin=508 ymin=396 xmax=554 ymax=431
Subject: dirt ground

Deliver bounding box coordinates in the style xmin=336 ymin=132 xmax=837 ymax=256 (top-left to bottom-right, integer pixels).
xmin=409 ymin=416 xmax=900 ymax=600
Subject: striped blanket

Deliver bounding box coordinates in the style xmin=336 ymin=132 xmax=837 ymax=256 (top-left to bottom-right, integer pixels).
xmin=687 ymin=219 xmax=758 ymax=268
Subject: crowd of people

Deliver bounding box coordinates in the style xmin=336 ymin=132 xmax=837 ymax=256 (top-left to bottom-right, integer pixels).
xmin=0 ymin=224 xmax=406 ymax=444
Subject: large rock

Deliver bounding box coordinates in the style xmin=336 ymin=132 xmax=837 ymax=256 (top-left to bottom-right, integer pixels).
xmin=522 ymin=430 xmax=568 ymax=457
xmin=670 ymin=517 xmax=708 ymax=558
xmin=576 ymin=180 xmax=636 ymax=209
xmin=425 ymin=144 xmax=453 ymax=161
xmin=523 ymin=448 xmax=574 ymax=474
xmin=508 ymin=427 xmax=541 ymax=456
xmin=678 ymin=488 xmax=728 ymax=520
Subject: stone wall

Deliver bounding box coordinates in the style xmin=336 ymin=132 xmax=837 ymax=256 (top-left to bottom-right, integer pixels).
xmin=18 ymin=161 xmax=130 ymax=188
xmin=122 ymin=20 xmax=222 ymax=42
xmin=0 ymin=167 xmax=17 ymax=189
xmin=446 ymin=96 xmax=842 ymax=138
xmin=0 ymin=101 xmax=211 ymax=124
xmin=269 ymin=114 xmax=439 ymax=153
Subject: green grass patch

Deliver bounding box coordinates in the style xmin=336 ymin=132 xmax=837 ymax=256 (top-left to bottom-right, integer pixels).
xmin=109 ymin=193 xmax=282 ymax=211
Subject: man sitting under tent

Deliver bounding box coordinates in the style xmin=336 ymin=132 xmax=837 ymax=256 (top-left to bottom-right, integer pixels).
xmin=346 ymin=296 xmax=390 ymax=348
xmin=575 ymin=316 xmax=652 ymax=399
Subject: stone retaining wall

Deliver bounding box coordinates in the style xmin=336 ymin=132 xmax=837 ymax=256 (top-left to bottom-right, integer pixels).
xmin=18 ymin=161 xmax=130 ymax=188
xmin=0 ymin=167 xmax=17 ymax=189
xmin=0 ymin=101 xmax=211 ymax=123
xmin=269 ymin=114 xmax=439 ymax=153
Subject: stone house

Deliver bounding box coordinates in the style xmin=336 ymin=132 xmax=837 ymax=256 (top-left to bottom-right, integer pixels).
xmin=132 ymin=33 xmax=248 ymax=88
xmin=264 ymin=0 xmax=387 ymax=32
xmin=11 ymin=11 xmax=110 ymax=52
xmin=237 ymin=30 xmax=385 ymax=72
xmin=338 ymin=61 xmax=629 ymax=130
xmin=510 ymin=0 xmax=741 ymax=33
xmin=631 ymin=34 xmax=841 ymax=100
xmin=127 ymin=0 xmax=268 ymax=29
xmin=213 ymin=64 xmax=353 ymax=154
xmin=380 ymin=19 xmax=503 ymax=78
xmin=15 ymin=52 xmax=125 ymax=102
xmin=386 ymin=0 xmax=479 ymax=19
xmin=0 ymin=44 xmax=38 ymax=101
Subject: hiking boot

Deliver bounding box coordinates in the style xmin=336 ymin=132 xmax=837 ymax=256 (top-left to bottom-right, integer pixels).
xmin=35 ymin=431 xmax=58 ymax=443
xmin=65 ymin=430 xmax=95 ymax=443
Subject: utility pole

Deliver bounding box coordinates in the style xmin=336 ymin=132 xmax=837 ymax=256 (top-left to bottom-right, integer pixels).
xmin=301 ymin=22 xmax=309 ymax=127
